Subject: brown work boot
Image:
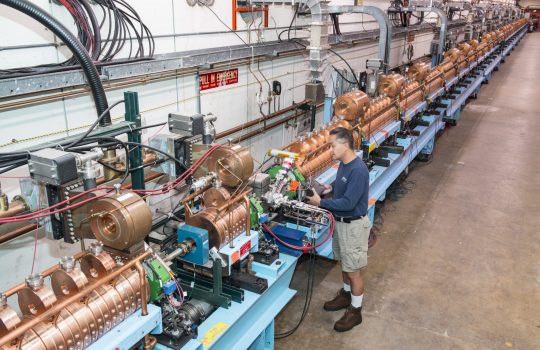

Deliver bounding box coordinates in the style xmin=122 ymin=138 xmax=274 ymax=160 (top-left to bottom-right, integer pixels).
xmin=334 ymin=306 xmax=362 ymax=332
xmin=323 ymin=288 xmax=351 ymax=311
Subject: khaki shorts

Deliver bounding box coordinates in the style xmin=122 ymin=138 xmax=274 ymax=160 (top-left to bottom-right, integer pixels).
xmin=332 ymin=216 xmax=372 ymax=272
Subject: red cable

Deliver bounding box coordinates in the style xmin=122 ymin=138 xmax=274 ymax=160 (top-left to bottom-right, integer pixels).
xmin=0 ymin=145 xmax=222 ymax=224
xmin=59 ymin=0 xmax=94 ymax=53
xmin=30 ymin=188 xmax=41 ymax=275
xmin=262 ymin=210 xmax=335 ymax=253
xmin=0 ymin=187 xmax=113 ymax=223
xmin=133 ymin=142 xmax=221 ymax=197
xmin=132 ymin=144 xmax=221 ymax=195
xmin=0 ymin=187 xmax=114 ymax=223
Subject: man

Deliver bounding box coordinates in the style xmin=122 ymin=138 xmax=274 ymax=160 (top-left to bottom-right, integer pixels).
xmin=306 ymin=127 xmax=371 ymax=332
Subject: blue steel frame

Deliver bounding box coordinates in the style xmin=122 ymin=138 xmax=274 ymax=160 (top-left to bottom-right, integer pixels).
xmin=155 ymin=254 xmax=298 ymax=350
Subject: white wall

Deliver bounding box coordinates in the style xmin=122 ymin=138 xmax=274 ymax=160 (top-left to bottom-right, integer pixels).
xmin=0 ymin=0 xmax=439 ymax=285
xmin=520 ymin=0 xmax=540 ymax=7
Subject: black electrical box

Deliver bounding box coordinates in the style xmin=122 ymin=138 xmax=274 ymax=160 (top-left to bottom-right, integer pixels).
xmin=272 ymin=80 xmax=282 ymax=96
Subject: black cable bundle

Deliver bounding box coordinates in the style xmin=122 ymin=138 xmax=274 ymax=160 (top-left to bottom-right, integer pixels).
xmin=94 ymin=0 xmax=155 ymax=62
xmin=0 ymin=0 xmax=155 ymax=78
xmin=275 ymin=250 xmax=316 ymax=339
xmin=388 ymin=0 xmax=426 ymax=28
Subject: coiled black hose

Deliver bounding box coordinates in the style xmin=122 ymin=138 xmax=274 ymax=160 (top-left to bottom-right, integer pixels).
xmin=0 ymin=0 xmax=111 ymax=126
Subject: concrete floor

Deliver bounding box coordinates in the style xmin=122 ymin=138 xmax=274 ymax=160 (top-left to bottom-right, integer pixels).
xmin=275 ymin=33 xmax=540 ymax=350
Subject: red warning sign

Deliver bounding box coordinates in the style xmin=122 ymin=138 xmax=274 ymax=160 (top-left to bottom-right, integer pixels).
xmin=240 ymin=240 xmax=252 ymax=257
xmin=200 ymin=69 xmax=239 ymax=91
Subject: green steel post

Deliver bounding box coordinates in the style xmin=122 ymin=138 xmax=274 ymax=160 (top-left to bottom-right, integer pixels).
xmin=310 ymin=103 xmax=317 ymax=131
xmin=124 ymin=91 xmax=145 ymax=190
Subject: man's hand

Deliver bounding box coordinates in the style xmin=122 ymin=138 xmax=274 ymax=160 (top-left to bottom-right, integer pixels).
xmin=321 ymin=184 xmax=332 ymax=195
xmin=306 ymin=190 xmax=321 ymax=206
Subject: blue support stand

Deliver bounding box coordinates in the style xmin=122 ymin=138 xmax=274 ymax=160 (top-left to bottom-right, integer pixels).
xmin=155 ymin=254 xmax=298 ymax=350
xmin=88 ymin=304 xmax=162 ymax=350
xmin=323 ymin=96 xmax=334 ymax=124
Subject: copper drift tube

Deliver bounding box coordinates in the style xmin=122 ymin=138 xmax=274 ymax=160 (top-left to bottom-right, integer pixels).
xmin=216 ymin=99 xmax=310 ymax=140
xmin=0 ymin=251 xmax=151 ymax=346
xmin=232 ymin=103 xmax=324 ymax=144
xmin=0 ymin=201 xmax=27 ymax=219
xmin=0 ymin=224 xmax=36 ymax=244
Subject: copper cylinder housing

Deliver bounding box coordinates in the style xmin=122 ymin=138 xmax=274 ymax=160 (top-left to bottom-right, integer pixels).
xmin=400 ymin=89 xmax=423 ymax=111
xmin=469 ymin=39 xmax=479 ymax=50
xmin=55 ymin=309 xmax=84 ymax=350
xmin=333 ymin=90 xmax=370 ymax=121
xmin=362 ymin=108 xmax=399 ymax=138
xmin=482 ymin=32 xmax=495 ymax=47
xmin=297 ymin=148 xmax=333 ymax=177
xmin=187 ymin=208 xmax=225 ymax=249
xmin=2 ymin=329 xmax=42 ymax=350
xmin=443 ymin=48 xmax=463 ymax=64
xmin=407 ymin=62 xmax=431 ymax=83
xmin=378 ymin=74 xmax=405 ymax=98
xmin=63 ymin=302 xmax=99 ymax=344
xmin=425 ymin=75 xmax=444 ymax=96
xmin=89 ymin=192 xmax=152 ymax=251
xmin=318 ymin=127 xmax=330 ymax=142
xmin=0 ymin=305 xmax=21 ymax=337
xmin=80 ymin=251 xmax=116 ymax=280
xmin=303 ymin=133 xmax=318 ymax=150
xmin=93 ymin=285 xmax=124 ymax=326
xmin=365 ymin=97 xmax=392 ymax=123
xmin=332 ymin=117 xmax=351 ymax=130
xmin=310 ymin=130 xmax=326 ymax=148
xmin=457 ymin=42 xmax=471 ymax=56
xmin=186 ymin=203 xmax=247 ymax=249
xmin=18 ymin=285 xmax=57 ymax=317
xmin=288 ymin=138 xmax=312 ymax=158
xmin=50 ymin=268 xmax=88 ymax=298
xmin=2 ymin=258 xmax=146 ymax=350
xmin=351 ymin=129 xmax=361 ymax=149
xmin=113 ymin=270 xmax=143 ymax=317
xmin=202 ymin=187 xmax=231 ymax=208
xmin=495 ymin=30 xmax=504 ymax=42
xmin=203 ymin=145 xmax=254 ymax=187
xmin=436 ymin=61 xmax=456 ymax=81
xmin=32 ymin=321 xmax=67 ymax=350
xmin=86 ymin=288 xmax=115 ymax=335
xmin=476 ymin=42 xmax=488 ymax=56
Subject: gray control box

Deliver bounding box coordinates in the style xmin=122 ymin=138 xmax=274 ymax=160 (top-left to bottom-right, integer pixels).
xmin=28 ymin=148 xmax=78 ymax=185
xmin=168 ymin=113 xmax=204 ymax=137
xmin=250 ymin=173 xmax=271 ymax=197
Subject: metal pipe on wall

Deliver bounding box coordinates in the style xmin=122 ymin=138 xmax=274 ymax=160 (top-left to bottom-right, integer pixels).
xmin=328 ymin=5 xmax=392 ymax=73
xmin=411 ymin=6 xmax=449 ymax=65
xmin=215 ymin=99 xmax=310 ymax=140
xmin=230 ymin=102 xmax=324 ymax=144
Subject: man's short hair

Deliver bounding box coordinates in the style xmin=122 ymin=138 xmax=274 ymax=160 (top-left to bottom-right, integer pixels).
xmin=329 ymin=127 xmax=354 ymax=149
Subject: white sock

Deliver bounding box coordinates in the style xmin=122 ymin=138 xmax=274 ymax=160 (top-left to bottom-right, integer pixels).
xmin=351 ymin=293 xmax=363 ymax=308
xmin=343 ymin=283 xmax=351 ymax=292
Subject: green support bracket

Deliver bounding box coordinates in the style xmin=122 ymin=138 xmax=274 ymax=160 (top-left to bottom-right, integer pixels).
xmin=172 ymin=260 xmax=244 ymax=308
xmin=124 ymin=91 xmax=145 ymax=190
xmin=310 ymin=103 xmax=317 ymax=131
xmin=146 ymin=258 xmax=172 ymax=302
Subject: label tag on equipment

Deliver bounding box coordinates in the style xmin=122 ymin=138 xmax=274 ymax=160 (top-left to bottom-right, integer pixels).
xmin=240 ymin=240 xmax=251 ymax=257
xmin=200 ymin=69 xmax=239 ymax=91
